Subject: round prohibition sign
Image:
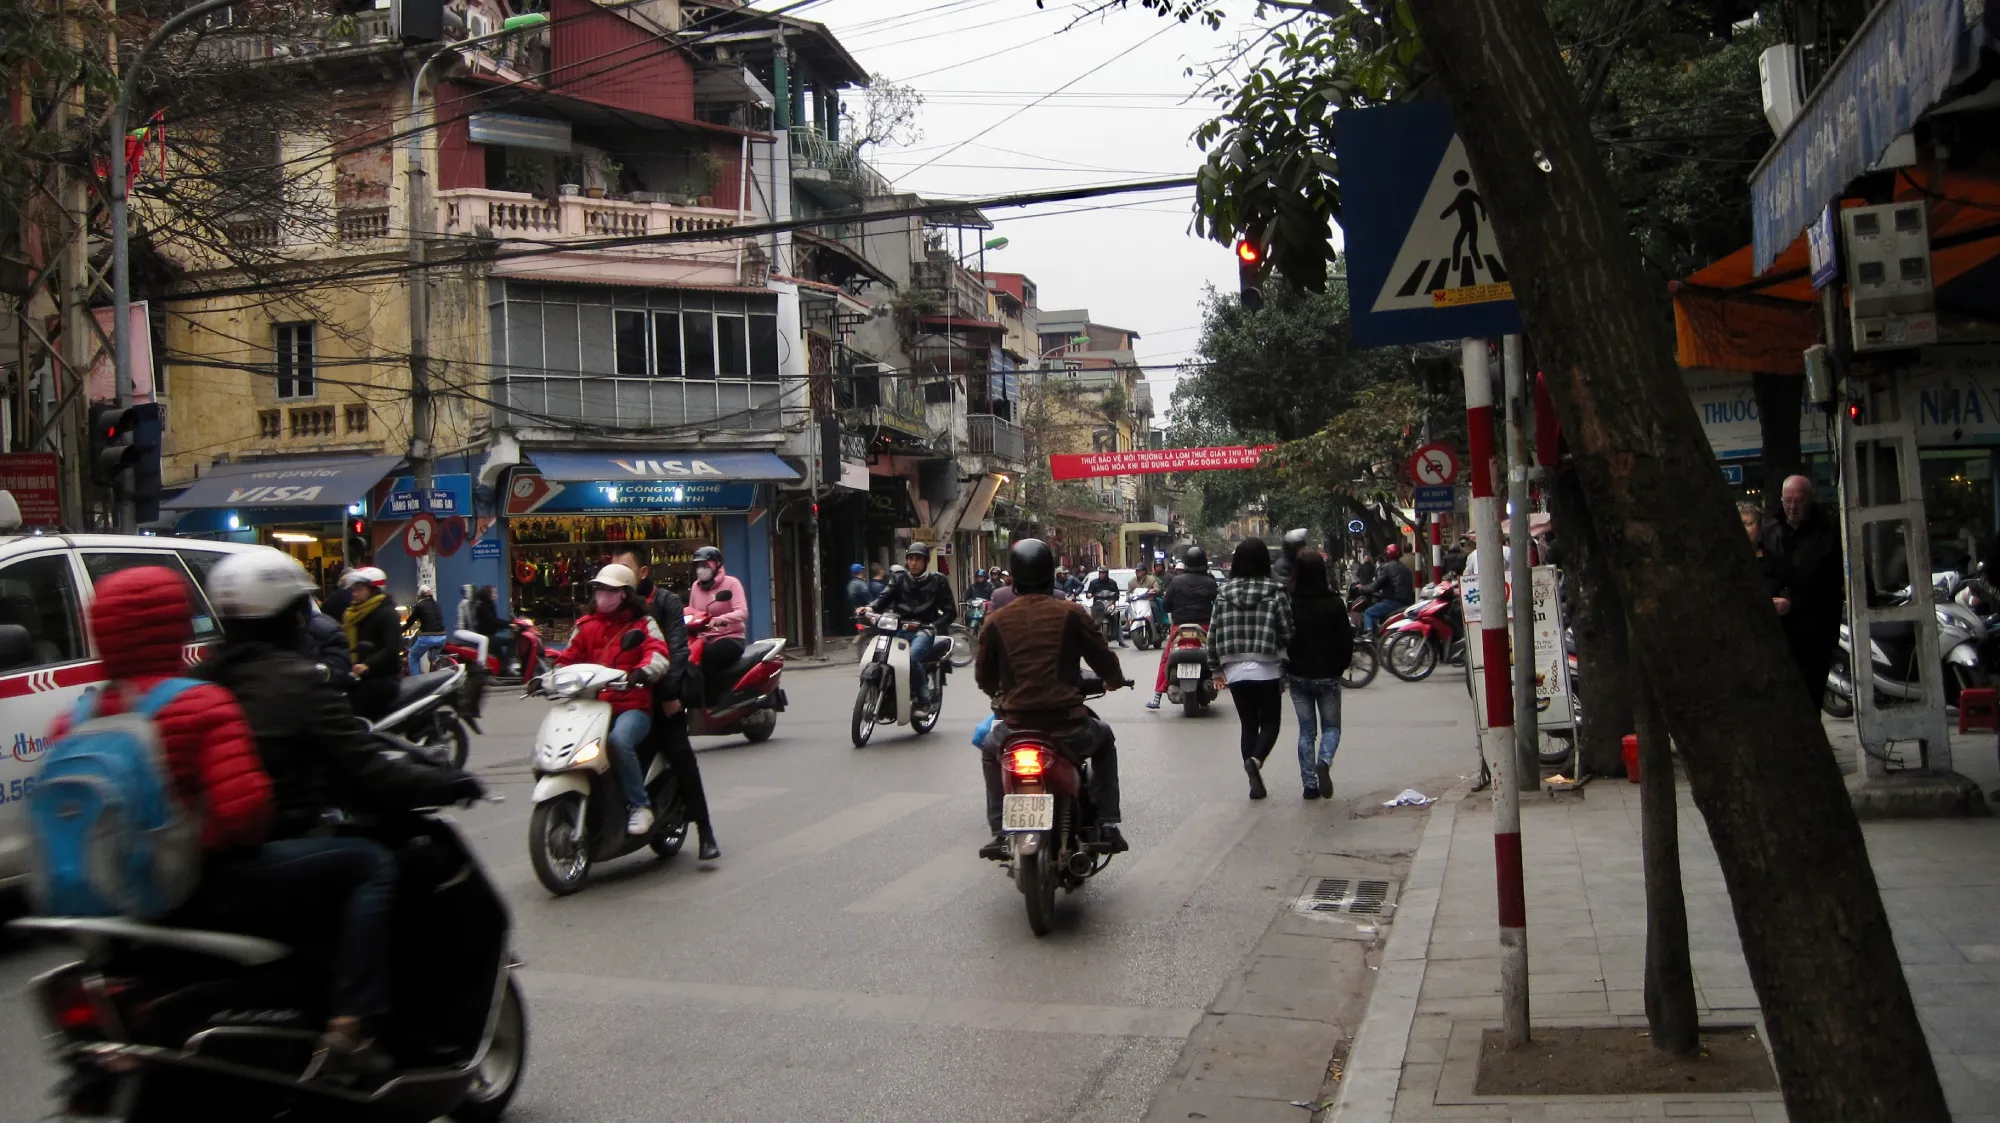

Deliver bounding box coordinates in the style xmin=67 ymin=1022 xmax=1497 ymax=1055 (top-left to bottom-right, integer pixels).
xmin=403 ymin=512 xmax=438 ymax=556
xmin=1407 ymin=442 xmax=1460 ymax=486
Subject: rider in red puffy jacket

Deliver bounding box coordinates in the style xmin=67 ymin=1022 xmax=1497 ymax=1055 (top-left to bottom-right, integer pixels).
xmin=46 ymin=566 xmax=271 ymax=852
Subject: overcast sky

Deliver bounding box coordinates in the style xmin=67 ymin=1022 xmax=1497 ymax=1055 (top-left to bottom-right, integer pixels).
xmin=795 ymin=0 xmax=1263 ymax=419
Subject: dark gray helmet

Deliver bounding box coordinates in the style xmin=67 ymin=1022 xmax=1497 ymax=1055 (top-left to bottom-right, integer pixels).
xmin=1009 ymin=538 xmax=1055 ymax=594
xmin=1182 ymin=546 xmax=1208 ymax=573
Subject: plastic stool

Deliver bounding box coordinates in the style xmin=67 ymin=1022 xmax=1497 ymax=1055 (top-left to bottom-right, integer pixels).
xmin=1958 ymin=687 xmax=1999 ymax=733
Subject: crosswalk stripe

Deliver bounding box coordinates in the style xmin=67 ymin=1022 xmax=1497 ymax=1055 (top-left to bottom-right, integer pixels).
xmin=1102 ymin=799 xmax=1257 ymax=923
xmin=844 ymin=849 xmax=984 ymax=915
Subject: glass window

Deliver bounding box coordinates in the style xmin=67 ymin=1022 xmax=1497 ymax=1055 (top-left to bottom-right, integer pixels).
xmin=0 ymin=554 xmax=85 ymax=671
xmin=749 ymin=314 xmax=779 ymax=382
xmin=614 ymin=309 xmax=649 ymax=376
xmin=683 ymin=312 xmax=716 ymax=380
xmin=275 ymin=322 xmax=315 ymax=399
xmin=652 ymin=312 xmax=680 ymax=378
xmin=84 ymin=552 xmax=220 ymax=641
xmin=717 ymin=314 xmax=748 ymax=378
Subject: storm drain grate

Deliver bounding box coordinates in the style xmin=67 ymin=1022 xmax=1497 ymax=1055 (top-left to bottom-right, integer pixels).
xmin=1300 ymin=877 xmax=1393 ymax=915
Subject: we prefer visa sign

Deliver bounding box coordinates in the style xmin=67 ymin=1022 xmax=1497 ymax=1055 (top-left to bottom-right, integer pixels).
xmin=224 ymin=466 xmax=347 ymax=505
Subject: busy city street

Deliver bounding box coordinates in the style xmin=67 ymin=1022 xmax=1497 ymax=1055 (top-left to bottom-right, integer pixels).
xmin=0 ymin=647 xmax=1479 ymax=1123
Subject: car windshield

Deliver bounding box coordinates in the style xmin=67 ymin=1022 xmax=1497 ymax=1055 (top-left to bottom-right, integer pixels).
xmin=1109 ymin=569 xmax=1136 ymax=588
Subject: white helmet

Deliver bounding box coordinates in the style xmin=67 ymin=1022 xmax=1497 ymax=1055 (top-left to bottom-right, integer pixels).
xmin=339 ymin=568 xmax=371 ymax=587
xmin=208 ymin=548 xmax=316 ymax=619
xmin=352 ymin=566 xmax=388 ymax=588
xmin=589 ymin=563 xmax=637 ymax=590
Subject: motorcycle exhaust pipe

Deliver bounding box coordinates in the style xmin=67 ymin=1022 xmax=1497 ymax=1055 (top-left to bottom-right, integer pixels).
xmin=1067 ymin=851 xmax=1095 ymax=878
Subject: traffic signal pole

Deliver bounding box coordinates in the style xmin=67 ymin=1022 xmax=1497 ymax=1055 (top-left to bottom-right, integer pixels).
xmin=1463 ymin=337 xmax=1529 ymax=1048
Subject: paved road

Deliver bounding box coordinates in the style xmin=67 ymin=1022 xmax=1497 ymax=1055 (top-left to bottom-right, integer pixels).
xmin=0 ymin=645 xmax=1482 ymax=1122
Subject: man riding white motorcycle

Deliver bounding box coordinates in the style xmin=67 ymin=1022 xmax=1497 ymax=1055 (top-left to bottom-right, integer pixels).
xmin=860 ymin=544 xmax=957 ymax=707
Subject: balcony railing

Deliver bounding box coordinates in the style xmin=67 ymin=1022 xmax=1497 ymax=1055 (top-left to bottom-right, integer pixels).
xmin=197 ymin=10 xmax=396 ymax=62
xmin=438 ymin=189 xmax=739 ymax=249
xmin=789 ymin=125 xmax=890 ymax=200
xmin=967 ymin=413 xmax=1024 ymax=464
xmin=336 ymin=206 xmax=391 ymax=243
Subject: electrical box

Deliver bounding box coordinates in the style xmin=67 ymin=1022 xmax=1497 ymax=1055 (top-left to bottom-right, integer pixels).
xmin=1843 ymin=201 xmax=1936 ymax=351
xmin=394 ymin=0 xmax=446 ymax=43
xmin=1759 ymin=45 xmax=1802 ymax=135
xmin=850 ymin=363 xmax=888 ymax=408
xmin=1803 ymin=344 xmax=1834 ymax=403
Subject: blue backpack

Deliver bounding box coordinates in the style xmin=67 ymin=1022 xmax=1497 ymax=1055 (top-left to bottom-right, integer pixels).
xmin=28 ymin=679 xmax=206 ymax=919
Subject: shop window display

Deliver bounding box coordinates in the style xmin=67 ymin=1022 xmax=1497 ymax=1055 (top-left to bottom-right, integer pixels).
xmin=508 ymin=513 xmax=716 ymax=643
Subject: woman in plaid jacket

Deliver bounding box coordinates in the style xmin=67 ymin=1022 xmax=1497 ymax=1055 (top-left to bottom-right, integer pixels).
xmin=1207 ymin=538 xmax=1294 ymax=799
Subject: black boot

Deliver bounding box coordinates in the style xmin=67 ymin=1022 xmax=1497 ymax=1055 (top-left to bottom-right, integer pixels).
xmin=1098 ymin=823 xmax=1130 ymax=853
xmin=978 ymin=833 xmax=1008 ymax=861
xmin=697 ymin=825 xmax=721 ymax=861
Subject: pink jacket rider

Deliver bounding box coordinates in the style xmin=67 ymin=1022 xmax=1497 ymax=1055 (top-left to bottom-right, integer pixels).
xmin=689 ymin=564 xmax=748 ymax=640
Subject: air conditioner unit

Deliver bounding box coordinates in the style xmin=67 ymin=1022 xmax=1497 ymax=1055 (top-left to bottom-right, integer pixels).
xmin=851 ymin=362 xmax=887 ymax=408
xmin=1843 ymin=201 xmax=1937 ymax=351
xmin=1759 ymin=45 xmax=1802 ymax=135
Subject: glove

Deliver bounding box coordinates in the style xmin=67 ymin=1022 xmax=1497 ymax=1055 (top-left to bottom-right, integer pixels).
xmin=449 ymin=772 xmax=487 ymax=803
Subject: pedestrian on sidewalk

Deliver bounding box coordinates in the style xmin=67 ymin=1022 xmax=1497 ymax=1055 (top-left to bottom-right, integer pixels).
xmin=1738 ymin=501 xmax=1792 ymax=616
xmin=1761 ymin=475 xmax=1843 ymax=709
xmin=1285 ymin=550 xmax=1350 ymax=801
xmin=1208 ymin=538 xmax=1293 ymax=800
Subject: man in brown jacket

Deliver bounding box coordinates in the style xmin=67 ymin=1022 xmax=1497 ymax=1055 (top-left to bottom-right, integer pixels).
xmin=974 ymin=538 xmax=1131 ymax=859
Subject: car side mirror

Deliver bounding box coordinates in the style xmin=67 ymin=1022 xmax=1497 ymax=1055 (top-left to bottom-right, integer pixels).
xmin=622 ymin=629 xmax=645 ymax=651
xmin=0 ymin=625 xmax=31 ymax=671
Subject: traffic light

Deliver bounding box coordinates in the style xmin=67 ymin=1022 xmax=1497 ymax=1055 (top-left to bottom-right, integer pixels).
xmin=346 ymin=517 xmax=371 ymax=565
xmin=1236 ymin=225 xmax=1267 ymax=313
xmin=88 ymin=403 xmax=142 ymax=487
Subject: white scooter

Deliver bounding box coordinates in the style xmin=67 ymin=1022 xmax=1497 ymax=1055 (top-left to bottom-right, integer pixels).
xmin=1126 ymin=587 xmax=1162 ymax=649
xmin=525 ymin=645 xmax=692 ymax=896
xmin=851 ymin=611 xmax=954 ymax=746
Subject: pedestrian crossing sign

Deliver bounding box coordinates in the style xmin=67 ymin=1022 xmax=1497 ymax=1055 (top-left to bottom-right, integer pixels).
xmin=1337 ymin=103 xmax=1524 ymax=348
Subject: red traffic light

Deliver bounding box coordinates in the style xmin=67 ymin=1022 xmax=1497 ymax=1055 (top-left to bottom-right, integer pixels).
xmin=1235 ymin=239 xmax=1262 ymax=265
xmin=350 ymin=518 xmax=366 ymax=536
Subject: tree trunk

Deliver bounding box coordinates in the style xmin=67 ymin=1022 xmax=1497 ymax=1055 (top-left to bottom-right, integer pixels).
xmin=1549 ymin=462 xmax=1634 ymax=777
xmin=1635 ymin=676 xmax=1698 ymax=1055
xmin=1753 ymin=373 xmax=1804 ymax=516
xmin=1402 ymin=0 xmax=1949 ymax=1117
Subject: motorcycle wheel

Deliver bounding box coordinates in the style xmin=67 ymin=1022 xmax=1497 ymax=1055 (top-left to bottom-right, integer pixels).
xmin=948 ymin=624 xmax=976 ymax=667
xmin=851 ymin=683 xmax=880 ymax=747
xmin=427 ymin=711 xmax=471 ymax=769
xmin=741 ymin=708 xmax=777 ymax=743
xmin=649 ymin=816 xmax=688 ymax=858
xmin=1823 ymin=649 xmax=1856 ymax=719
xmin=452 ymin=974 xmax=528 ymax=1123
xmin=911 ymin=674 xmax=942 ymax=735
xmin=1343 ymin=644 xmax=1379 ymax=689
xmin=1183 ymin=692 xmax=1201 ymax=718
xmin=528 ymin=795 xmax=592 ymax=896
xmin=1020 ymin=847 xmax=1058 ymax=937
xmin=1384 ymin=633 xmax=1437 ymax=682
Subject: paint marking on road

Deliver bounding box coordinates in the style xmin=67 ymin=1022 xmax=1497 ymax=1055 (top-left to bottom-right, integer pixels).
xmin=844 ymin=849 xmax=983 ymax=915
xmin=467 ymin=784 xmax=792 ymax=844
xmin=1105 ymin=799 xmax=1258 ymax=922
xmin=517 ymin=968 xmax=1204 ymax=1039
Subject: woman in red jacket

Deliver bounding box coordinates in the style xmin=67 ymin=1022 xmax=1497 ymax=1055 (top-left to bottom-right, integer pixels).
xmin=555 ymin=564 xmax=671 ymax=836
xmin=47 ymin=566 xmax=271 ymax=852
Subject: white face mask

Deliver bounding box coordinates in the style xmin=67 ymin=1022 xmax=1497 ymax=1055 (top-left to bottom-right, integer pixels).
xmin=695 ymin=565 xmax=716 ymax=583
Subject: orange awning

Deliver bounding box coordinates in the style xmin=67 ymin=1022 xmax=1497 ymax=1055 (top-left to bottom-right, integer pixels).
xmin=1672 ymin=169 xmax=2000 ymax=375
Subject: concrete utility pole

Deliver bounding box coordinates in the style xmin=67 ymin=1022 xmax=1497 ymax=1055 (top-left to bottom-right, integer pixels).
xmin=1462 ymin=337 xmax=1529 ymax=1047
xmin=1504 ymin=334 xmax=1540 ymax=781
xmin=58 ymin=0 xmax=95 ymax=530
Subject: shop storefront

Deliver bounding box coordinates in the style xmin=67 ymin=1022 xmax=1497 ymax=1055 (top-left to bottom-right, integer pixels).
xmin=498 ymin=449 xmax=795 ymax=644
xmin=161 ymin=454 xmax=402 ymax=596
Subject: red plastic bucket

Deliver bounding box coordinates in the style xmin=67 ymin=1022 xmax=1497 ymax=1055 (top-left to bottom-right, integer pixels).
xmin=1622 ymin=734 xmax=1640 ymax=782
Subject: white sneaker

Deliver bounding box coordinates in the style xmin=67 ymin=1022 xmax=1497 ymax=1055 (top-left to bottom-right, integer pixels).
xmin=626 ymin=806 xmax=655 ymax=836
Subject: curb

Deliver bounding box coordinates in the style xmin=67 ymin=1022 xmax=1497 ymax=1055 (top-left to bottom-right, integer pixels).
xmin=1327 ymin=791 xmax=1462 ymax=1121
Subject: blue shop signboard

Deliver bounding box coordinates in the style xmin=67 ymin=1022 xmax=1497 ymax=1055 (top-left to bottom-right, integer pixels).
xmin=504 ymin=471 xmax=756 ymax=515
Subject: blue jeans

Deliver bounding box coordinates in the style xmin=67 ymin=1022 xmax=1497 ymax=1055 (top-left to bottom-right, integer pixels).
xmin=407 ymin=633 xmax=446 ymax=675
xmin=610 ymin=708 xmax=652 ymax=811
xmin=201 ymin=836 xmax=399 ymax=1021
xmin=907 ymin=630 xmax=941 ymax=703
xmin=1361 ymin=600 xmax=1407 ymax=636
xmin=1289 ymin=677 xmax=1343 ymax=790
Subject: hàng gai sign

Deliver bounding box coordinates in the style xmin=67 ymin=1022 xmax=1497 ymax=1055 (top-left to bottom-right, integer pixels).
xmin=1049 ymin=445 xmax=1275 ymax=481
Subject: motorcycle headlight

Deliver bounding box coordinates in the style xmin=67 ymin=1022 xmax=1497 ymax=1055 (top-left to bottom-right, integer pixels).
xmin=572 ymin=739 xmax=601 ymax=764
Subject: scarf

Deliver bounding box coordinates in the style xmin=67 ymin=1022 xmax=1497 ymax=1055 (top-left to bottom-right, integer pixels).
xmin=344 ymin=592 xmax=387 ymax=651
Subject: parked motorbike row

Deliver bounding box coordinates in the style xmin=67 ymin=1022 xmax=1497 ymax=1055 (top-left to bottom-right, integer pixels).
xmin=1822 ymin=570 xmax=1998 ymax=718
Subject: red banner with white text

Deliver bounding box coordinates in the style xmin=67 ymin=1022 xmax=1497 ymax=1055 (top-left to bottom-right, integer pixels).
xmin=1049 ymin=445 xmax=1276 ymax=481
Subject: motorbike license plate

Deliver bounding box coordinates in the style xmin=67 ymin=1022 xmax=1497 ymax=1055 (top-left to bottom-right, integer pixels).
xmin=1176 ymin=664 xmax=1205 ymax=681
xmin=1002 ymin=794 xmax=1056 ymax=832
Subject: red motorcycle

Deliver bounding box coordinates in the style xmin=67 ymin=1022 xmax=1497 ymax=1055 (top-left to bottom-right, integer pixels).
xmin=683 ymin=609 xmax=787 ymax=743
xmin=1379 ymin=578 xmax=1465 ymax=682
xmin=443 ymin=616 xmax=550 ymax=683
xmin=996 ymin=672 xmax=1117 ymax=937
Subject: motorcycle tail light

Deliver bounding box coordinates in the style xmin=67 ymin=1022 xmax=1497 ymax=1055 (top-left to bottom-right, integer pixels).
xmin=1005 ymin=746 xmax=1048 ymax=776
xmin=39 ymin=974 xmax=101 ymax=1037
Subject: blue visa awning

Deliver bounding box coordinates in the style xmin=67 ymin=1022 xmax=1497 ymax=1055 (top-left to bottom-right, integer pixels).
xmin=162 ymin=455 xmax=403 ymax=511
xmin=524 ymin=449 xmax=800 ymax=483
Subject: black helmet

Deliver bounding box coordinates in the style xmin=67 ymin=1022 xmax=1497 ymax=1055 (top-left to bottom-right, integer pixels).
xmin=1282 ymin=528 xmax=1311 ymax=556
xmin=905 ymin=543 xmax=930 ymax=561
xmin=693 ymin=545 xmax=723 ymax=566
xmin=1009 ymin=538 xmax=1055 ymax=594
xmin=1182 ymin=546 xmax=1209 ymax=572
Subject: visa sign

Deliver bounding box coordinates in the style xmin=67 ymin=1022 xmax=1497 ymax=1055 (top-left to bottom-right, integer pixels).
xmin=610 ymin=459 xmax=729 ymax=478
xmin=224 ymin=485 xmax=326 ymax=504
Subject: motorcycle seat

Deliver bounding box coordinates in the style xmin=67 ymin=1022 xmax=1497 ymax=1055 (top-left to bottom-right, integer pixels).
xmin=723 ymin=639 xmax=785 ymax=680
xmin=10 ymin=916 xmax=290 ymax=966
xmin=394 ymin=668 xmax=459 ymax=707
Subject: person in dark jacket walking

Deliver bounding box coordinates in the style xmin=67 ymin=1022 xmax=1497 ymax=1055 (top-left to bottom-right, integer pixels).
xmin=611 ymin=546 xmax=720 ymax=860
xmin=1150 ymin=546 xmax=1221 ymax=708
xmin=341 ymin=567 xmax=404 ymax=722
xmin=1285 ymin=551 xmax=1352 ymax=800
xmin=1762 ymin=475 xmax=1843 ymax=708
xmin=1739 ymin=501 xmax=1793 ymax=612
xmin=196 ymin=549 xmax=481 ymax=1076
xmin=405 ymin=584 xmax=447 ymax=675
xmin=1275 ymin=528 xmax=1311 ymax=591
xmin=1207 ymin=539 xmax=1294 ymax=799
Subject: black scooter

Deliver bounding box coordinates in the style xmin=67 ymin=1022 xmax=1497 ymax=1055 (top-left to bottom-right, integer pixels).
xmin=15 ymin=748 xmax=526 ymax=1123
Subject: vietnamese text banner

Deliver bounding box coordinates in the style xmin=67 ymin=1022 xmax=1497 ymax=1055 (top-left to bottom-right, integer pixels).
xmin=1049 ymin=445 xmax=1275 ymax=481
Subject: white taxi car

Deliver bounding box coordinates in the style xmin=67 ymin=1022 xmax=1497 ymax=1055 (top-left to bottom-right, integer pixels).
xmin=0 ymin=495 xmax=267 ymax=890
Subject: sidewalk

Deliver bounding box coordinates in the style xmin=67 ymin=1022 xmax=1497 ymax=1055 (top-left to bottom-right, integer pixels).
xmin=1333 ymin=759 xmax=2000 ymax=1121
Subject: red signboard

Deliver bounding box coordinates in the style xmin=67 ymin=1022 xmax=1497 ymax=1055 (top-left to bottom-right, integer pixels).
xmin=0 ymin=453 xmax=63 ymax=526
xmin=1050 ymin=445 xmax=1276 ymax=481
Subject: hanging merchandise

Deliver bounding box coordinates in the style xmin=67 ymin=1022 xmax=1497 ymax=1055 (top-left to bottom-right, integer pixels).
xmin=505 ymin=512 xmax=721 ymax=645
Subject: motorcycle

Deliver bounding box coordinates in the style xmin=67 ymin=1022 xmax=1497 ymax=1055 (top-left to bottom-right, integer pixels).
xmin=1341 ymin=588 xmax=1388 ymax=689
xmin=525 ymin=636 xmax=696 ymax=896
xmin=851 ymin=611 xmax=953 ymax=746
xmin=444 ymin=616 xmax=551 ymax=684
xmin=1090 ymin=589 xmax=1121 ymax=645
xmin=947 ymin=599 xmax=988 ymax=669
xmin=1824 ymin=590 xmax=1987 ymax=718
xmin=682 ymin=608 xmax=786 ymax=743
xmin=1380 ymin=579 xmax=1466 ymax=683
xmin=369 ymin=660 xmax=478 ymax=770
xmin=1126 ymin=587 xmax=1162 ymax=649
xmin=1164 ymin=623 xmax=1217 ymax=716
xmin=994 ymin=671 xmax=1118 ymax=937
xmin=17 ymin=746 xmax=527 ymax=1122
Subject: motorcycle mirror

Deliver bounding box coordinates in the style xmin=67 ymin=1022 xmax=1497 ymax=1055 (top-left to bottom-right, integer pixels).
xmin=714 ymin=590 xmax=733 ymax=602
xmin=622 ymin=629 xmax=645 ymax=651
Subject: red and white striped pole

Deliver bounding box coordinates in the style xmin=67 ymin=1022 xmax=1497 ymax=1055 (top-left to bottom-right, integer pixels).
xmin=1430 ymin=516 xmax=1443 ymax=583
xmin=1462 ymin=337 xmax=1529 ymax=1047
